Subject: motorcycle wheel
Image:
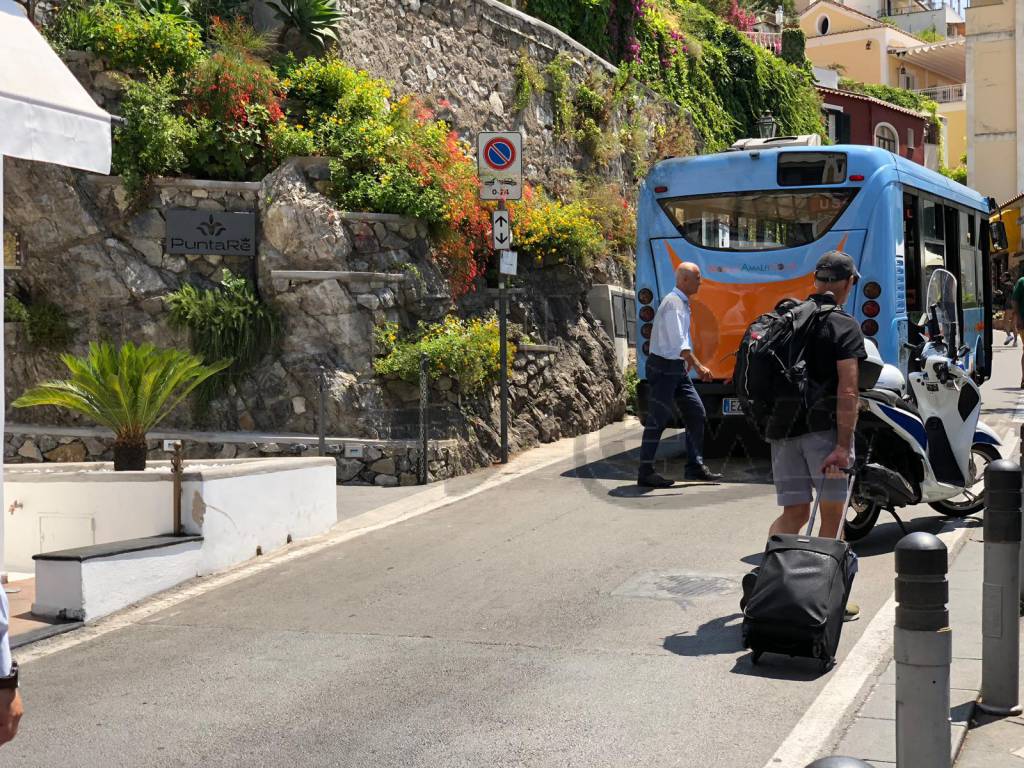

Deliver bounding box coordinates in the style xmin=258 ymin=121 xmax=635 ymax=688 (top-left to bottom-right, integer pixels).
xmin=844 ymin=498 xmax=882 ymax=542
xmin=928 ymin=443 xmax=1001 ymax=518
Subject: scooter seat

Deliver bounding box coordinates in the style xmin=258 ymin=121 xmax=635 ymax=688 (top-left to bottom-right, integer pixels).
xmin=862 ymin=388 xmax=920 ymax=417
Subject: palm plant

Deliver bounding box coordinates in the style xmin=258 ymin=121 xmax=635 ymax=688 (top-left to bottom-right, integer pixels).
xmin=267 ymin=0 xmax=343 ymax=50
xmin=12 ymin=342 xmax=231 ymax=471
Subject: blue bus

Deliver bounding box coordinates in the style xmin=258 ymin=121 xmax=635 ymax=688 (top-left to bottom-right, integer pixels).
xmin=634 ymin=143 xmax=995 ymax=452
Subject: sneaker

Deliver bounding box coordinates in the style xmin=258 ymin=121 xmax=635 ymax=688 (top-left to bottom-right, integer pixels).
xmin=844 ymin=602 xmax=861 ymax=622
xmin=684 ymin=464 xmax=724 ymax=482
xmin=637 ymin=471 xmax=674 ymax=488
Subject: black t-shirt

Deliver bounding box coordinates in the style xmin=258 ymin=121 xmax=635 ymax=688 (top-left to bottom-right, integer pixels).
xmin=781 ymin=293 xmax=867 ymax=438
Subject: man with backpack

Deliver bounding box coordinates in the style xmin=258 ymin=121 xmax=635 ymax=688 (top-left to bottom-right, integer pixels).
xmin=637 ymin=262 xmax=723 ymax=488
xmin=763 ymin=251 xmax=865 ymax=536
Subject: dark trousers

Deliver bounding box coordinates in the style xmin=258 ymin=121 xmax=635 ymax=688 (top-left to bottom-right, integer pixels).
xmin=639 ymin=354 xmax=707 ymax=473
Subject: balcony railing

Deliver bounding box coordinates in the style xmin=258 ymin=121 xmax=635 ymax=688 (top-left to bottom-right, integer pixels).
xmin=878 ymin=0 xmax=944 ymax=16
xmin=742 ymin=31 xmax=781 ymax=54
xmin=913 ymin=83 xmax=966 ymax=103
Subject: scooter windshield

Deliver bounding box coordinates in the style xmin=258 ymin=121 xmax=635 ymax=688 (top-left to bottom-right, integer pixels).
xmin=926 ymin=268 xmax=959 ymax=348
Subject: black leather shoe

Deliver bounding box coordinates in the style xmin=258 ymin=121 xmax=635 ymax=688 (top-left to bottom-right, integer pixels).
xmin=637 ymin=471 xmax=674 ymax=488
xmin=684 ymin=465 xmax=723 ymax=482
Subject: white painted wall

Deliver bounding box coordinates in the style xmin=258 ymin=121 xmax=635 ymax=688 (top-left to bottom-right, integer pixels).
xmin=33 ymin=540 xmax=201 ymax=622
xmin=4 ymin=473 xmax=173 ymax=572
xmin=180 ymin=461 xmax=336 ymax=574
xmin=5 ymin=457 xmax=337 ymax=577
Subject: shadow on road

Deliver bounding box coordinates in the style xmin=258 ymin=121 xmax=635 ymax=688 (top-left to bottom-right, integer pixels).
xmin=663 ymin=614 xmax=746 ymax=657
xmin=730 ymin=653 xmax=829 ymax=681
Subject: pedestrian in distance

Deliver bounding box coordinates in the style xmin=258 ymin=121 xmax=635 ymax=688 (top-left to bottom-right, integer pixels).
xmin=999 ymin=278 xmax=1017 ymax=346
xmin=0 ymin=587 xmax=22 ymax=746
xmin=637 ymin=262 xmax=723 ymax=488
xmin=1012 ymin=270 xmax=1024 ymax=383
xmin=764 ymin=251 xmax=866 ymax=621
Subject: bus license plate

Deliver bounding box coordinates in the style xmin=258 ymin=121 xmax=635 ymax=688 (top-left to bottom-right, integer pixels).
xmin=722 ymin=398 xmax=743 ymax=416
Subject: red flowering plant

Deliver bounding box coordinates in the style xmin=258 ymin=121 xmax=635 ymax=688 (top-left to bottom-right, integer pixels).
xmin=183 ymin=23 xmax=285 ymax=180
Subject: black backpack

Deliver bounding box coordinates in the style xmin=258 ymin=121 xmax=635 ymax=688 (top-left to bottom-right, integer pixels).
xmin=733 ymin=298 xmax=836 ymax=441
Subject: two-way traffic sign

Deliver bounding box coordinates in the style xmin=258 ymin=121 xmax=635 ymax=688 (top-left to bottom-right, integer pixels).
xmin=492 ymin=210 xmax=512 ymax=251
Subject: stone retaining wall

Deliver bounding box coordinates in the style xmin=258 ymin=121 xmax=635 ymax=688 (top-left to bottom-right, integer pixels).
xmin=3 ymin=427 xmax=466 ymax=487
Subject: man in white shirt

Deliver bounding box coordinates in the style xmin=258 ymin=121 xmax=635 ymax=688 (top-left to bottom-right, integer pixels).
xmin=638 ymin=262 xmax=722 ymax=487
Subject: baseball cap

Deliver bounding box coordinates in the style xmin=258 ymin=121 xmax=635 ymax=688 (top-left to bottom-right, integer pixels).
xmin=815 ymin=250 xmax=860 ymax=281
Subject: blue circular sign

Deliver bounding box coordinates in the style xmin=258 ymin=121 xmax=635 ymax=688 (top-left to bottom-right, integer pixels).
xmin=484 ymin=137 xmax=516 ymax=171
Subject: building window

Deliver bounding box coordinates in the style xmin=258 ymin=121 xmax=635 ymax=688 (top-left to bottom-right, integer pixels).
xmin=875 ymin=123 xmax=899 ymax=153
xmin=817 ymin=15 xmax=830 ymax=35
xmin=907 ymin=128 xmax=915 ymax=150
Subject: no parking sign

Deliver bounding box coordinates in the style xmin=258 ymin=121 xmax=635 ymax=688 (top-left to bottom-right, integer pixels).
xmin=477 ymin=131 xmax=523 ymax=200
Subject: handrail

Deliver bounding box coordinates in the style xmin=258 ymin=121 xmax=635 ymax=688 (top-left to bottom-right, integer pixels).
xmin=912 ymin=83 xmax=967 ymax=103
xmin=742 ymin=30 xmax=782 ymax=54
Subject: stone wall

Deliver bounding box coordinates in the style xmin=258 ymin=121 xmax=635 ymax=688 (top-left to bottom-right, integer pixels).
xmin=4 ymin=157 xmax=625 ymax=482
xmin=276 ymin=0 xmax=684 ymax=197
xmin=3 ymin=426 xmax=465 ymax=487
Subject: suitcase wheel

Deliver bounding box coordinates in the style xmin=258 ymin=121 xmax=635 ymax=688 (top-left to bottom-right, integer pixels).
xmin=820 ymin=657 xmax=835 ymax=673
xmin=751 ymin=650 xmax=763 ymax=665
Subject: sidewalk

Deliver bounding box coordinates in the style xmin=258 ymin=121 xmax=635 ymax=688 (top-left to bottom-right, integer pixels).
xmin=955 ymin=626 xmax=1024 ymax=765
xmin=831 ymin=523 xmax=985 ymax=766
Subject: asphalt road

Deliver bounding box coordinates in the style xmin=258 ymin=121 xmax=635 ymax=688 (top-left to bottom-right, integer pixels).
xmin=4 ymin=346 xmax=1022 ymax=768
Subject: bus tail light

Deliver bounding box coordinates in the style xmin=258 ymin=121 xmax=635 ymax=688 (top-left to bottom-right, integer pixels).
xmin=862 ymin=319 xmax=879 ymax=336
xmin=654 ymin=186 xmax=668 ymax=193
xmin=639 ymin=305 xmax=655 ymax=322
xmin=638 ymin=288 xmax=654 ymax=305
xmin=641 ymin=324 xmax=653 ymax=339
xmin=862 ymin=300 xmax=880 ymax=318
xmin=863 ymin=281 xmax=881 ymax=299
xmin=849 ymin=175 xmax=865 ymax=182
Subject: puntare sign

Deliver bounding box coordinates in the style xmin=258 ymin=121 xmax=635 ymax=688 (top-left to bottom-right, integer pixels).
xmin=166 ymin=210 xmax=257 ymax=257
xmin=477 ymin=131 xmax=523 ymax=201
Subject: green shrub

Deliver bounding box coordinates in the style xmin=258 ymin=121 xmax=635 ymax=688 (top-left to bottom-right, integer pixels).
xmin=4 ymin=296 xmax=28 ymax=324
xmin=268 ymin=121 xmax=318 ymax=163
xmin=780 ymin=28 xmax=805 ymax=66
xmin=624 ymin=363 xmax=638 ymax=415
xmin=25 ymin=301 xmax=75 ymax=350
xmin=840 ymin=78 xmax=940 ymax=134
xmin=47 ymin=2 xmax=203 ymax=74
xmin=112 ymin=73 xmax=196 ymax=198
xmin=267 ymin=0 xmax=343 ymax=50
xmin=284 ymin=57 xmax=392 ymax=123
xmin=374 ymin=316 xmax=510 ymax=395
xmin=513 ymin=52 xmax=545 ymax=112
xmin=512 ymin=190 xmax=606 ymax=270
xmin=165 ymin=270 xmax=280 ymax=410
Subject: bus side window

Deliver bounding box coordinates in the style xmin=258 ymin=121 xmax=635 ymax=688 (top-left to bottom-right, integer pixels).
xmin=904 ymin=193 xmax=922 ymax=313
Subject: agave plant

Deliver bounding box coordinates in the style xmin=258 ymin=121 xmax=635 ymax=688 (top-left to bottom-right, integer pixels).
xmin=12 ymin=342 xmax=231 ymax=471
xmin=135 ymin=0 xmax=196 ymax=23
xmin=267 ymin=0 xmax=343 ymax=50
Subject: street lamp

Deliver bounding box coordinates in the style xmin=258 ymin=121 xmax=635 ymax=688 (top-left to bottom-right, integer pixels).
xmin=757 ymin=112 xmax=777 ymax=139
xmin=775 ymin=5 xmax=784 ymax=27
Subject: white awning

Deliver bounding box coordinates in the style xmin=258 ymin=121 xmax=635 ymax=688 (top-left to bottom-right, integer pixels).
xmin=0 ymin=0 xmax=112 ymax=173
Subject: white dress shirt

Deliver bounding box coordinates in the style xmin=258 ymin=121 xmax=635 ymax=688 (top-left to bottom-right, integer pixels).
xmin=649 ymin=288 xmax=692 ymax=359
xmin=0 ymin=588 xmax=10 ymax=675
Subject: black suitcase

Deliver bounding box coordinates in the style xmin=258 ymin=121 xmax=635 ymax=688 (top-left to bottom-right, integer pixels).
xmin=741 ymin=479 xmax=856 ymax=672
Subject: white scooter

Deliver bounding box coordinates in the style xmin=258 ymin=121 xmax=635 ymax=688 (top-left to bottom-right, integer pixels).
xmin=843 ymin=268 xmax=1002 ymax=541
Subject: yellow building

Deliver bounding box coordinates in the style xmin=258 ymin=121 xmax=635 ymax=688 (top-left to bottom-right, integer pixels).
xmin=801 ymin=0 xmax=967 ymax=165
xmin=966 ymin=0 xmax=1022 ymax=205
xmin=991 ymin=192 xmax=1024 ymax=280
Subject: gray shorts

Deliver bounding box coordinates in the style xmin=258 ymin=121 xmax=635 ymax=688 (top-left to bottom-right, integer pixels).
xmin=770 ymin=429 xmax=852 ymax=507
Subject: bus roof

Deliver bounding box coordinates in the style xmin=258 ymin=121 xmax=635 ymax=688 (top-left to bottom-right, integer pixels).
xmin=646 ymin=145 xmax=990 ymax=213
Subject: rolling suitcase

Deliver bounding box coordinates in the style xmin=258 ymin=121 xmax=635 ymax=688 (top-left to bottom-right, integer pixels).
xmin=741 ymin=477 xmax=857 ymax=672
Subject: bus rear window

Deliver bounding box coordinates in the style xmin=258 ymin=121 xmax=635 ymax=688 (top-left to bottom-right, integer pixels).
xmin=659 ymin=189 xmax=857 ymax=251
xmin=778 ymin=152 xmax=847 ymax=186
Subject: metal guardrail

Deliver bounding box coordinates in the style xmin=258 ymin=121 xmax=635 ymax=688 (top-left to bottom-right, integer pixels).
xmin=912 ymin=83 xmax=966 ymax=103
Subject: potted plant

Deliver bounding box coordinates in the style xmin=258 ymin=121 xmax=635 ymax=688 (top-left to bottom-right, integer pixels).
xmin=12 ymin=341 xmax=231 ymax=470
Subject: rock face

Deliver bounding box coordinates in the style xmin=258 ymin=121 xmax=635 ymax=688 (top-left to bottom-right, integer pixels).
xmin=3 ymin=152 xmax=625 ymax=481
xmin=332 ymin=0 xmax=684 ymax=194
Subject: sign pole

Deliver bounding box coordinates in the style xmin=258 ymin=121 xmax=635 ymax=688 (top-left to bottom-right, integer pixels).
xmin=498 ymin=196 xmax=509 ymax=465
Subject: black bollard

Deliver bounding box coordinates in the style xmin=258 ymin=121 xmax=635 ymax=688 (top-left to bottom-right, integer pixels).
xmin=804 ymin=758 xmax=873 ymax=767
xmin=894 ymin=531 xmax=951 ymax=768
xmin=980 ymin=459 xmax=1023 ymax=716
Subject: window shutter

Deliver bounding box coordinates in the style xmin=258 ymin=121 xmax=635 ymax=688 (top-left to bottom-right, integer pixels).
xmin=837 ymin=112 xmax=852 ymax=144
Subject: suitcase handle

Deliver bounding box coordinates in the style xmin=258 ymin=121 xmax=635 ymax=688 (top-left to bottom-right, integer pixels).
xmin=805 ymin=469 xmax=855 ymax=540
